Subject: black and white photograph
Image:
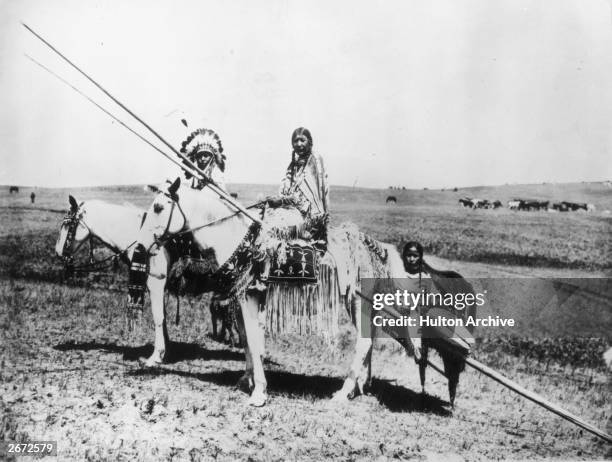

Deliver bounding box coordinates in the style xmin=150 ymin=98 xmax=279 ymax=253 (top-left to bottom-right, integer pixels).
xmin=1 ymin=1 xmax=611 ymax=460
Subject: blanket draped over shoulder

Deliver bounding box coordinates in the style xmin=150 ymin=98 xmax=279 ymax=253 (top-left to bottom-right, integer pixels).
xmin=279 ymin=152 xmax=328 ymax=219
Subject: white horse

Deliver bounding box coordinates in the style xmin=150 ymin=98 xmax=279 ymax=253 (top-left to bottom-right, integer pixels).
xmin=56 ymin=194 xmax=237 ymax=366
xmin=54 ymin=195 xmax=178 ymax=363
xmin=135 ymin=178 xmax=408 ymax=406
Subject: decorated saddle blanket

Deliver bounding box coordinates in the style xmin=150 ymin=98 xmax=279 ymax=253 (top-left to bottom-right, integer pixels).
xmin=267 ymin=243 xmax=319 ymax=283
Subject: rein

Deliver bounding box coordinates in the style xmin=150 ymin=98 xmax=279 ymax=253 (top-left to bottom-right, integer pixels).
xmin=150 ymin=197 xmax=265 ymax=251
xmin=60 ymin=209 xmax=136 ymax=276
xmin=143 ymin=195 xmax=267 ymax=297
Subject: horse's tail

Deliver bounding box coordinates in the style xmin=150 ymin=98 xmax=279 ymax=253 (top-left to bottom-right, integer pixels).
xmin=361 ymin=233 xmax=388 ymax=263
xmin=359 ymin=233 xmax=404 ymax=279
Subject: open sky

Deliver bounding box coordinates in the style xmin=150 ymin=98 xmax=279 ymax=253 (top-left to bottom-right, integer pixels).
xmin=1 ymin=0 xmax=611 ymax=189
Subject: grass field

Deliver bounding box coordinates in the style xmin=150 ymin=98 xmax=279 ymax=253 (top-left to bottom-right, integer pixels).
xmin=0 ymin=182 xmax=611 ymax=461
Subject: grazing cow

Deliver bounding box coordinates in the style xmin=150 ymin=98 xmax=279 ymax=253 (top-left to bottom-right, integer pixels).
xmin=230 ymin=192 xmax=238 ymax=199
xmin=492 ymin=200 xmax=502 ymax=209
xmin=587 ymin=203 xmax=596 ymax=212
xmin=470 ymin=199 xmax=490 ymax=209
xmin=9 ymin=186 xmax=19 ymax=194
xmin=563 ymin=201 xmax=587 ymax=211
xmin=575 ymin=202 xmax=588 ymax=211
xmin=386 ymin=196 xmax=397 ymax=204
xmin=517 ymin=199 xmax=548 ymax=211
xmin=552 ymin=202 xmax=568 ymax=212
xmin=458 ymin=198 xmax=474 ymax=208
xmin=507 ymin=200 xmax=521 ymax=210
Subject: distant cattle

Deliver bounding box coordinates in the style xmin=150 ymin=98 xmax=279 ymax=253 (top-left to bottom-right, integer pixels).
xmin=569 ymin=202 xmax=588 ymax=211
xmin=9 ymin=186 xmax=19 ymax=194
xmin=532 ymin=200 xmax=549 ymax=211
xmin=511 ymin=199 xmax=549 ymax=211
xmin=472 ymin=199 xmax=487 ymax=209
xmin=458 ymin=198 xmax=473 ymax=208
xmin=551 ymin=202 xmax=568 ymax=212
xmin=586 ymin=203 xmax=595 ymax=212
xmin=460 ymin=198 xmax=502 ymax=210
xmin=555 ymin=201 xmax=588 ymax=212
xmin=386 ymin=196 xmax=397 ymax=204
xmin=230 ymin=192 xmax=238 ymax=199
xmin=507 ymin=200 xmax=521 ymax=210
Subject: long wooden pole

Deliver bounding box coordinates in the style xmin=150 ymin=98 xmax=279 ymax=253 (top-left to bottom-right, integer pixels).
xmin=24 ymin=54 xmax=201 ymax=180
xmin=464 ymin=356 xmax=612 ymax=443
xmin=22 ymin=23 xmax=261 ymax=225
xmin=355 ymin=290 xmax=612 ymax=443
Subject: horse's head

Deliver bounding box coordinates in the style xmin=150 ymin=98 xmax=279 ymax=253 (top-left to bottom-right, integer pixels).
xmin=137 ymin=177 xmax=185 ymax=249
xmin=55 ymin=195 xmax=91 ymax=258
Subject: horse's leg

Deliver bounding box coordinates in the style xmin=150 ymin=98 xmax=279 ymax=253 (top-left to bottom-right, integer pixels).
xmin=227 ymin=307 xmax=238 ymax=347
xmin=220 ymin=310 xmax=230 ymax=343
xmin=239 ymin=292 xmax=267 ymax=406
xmin=333 ymin=293 xmax=373 ymax=401
xmin=144 ymin=251 xmax=168 ymax=366
xmin=209 ymin=299 xmax=219 ymax=340
xmin=234 ymin=303 xmax=254 ymax=392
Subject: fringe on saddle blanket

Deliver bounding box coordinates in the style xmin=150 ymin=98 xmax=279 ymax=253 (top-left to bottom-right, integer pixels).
xmin=265 ymin=255 xmax=341 ymax=344
xmin=263 ymin=222 xmax=391 ymax=344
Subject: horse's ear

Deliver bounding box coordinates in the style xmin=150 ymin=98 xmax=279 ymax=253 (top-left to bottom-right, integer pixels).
xmin=168 ymin=177 xmax=180 ymax=198
xmin=69 ymin=195 xmax=78 ymax=212
xmin=145 ymin=184 xmax=160 ymax=194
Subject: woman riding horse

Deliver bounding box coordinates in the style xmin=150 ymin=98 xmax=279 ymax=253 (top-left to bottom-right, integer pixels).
xmin=263 ymin=127 xmax=329 ymax=246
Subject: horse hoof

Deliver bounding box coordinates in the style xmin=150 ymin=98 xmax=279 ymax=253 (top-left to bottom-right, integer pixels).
xmin=330 ymin=391 xmax=350 ymax=404
xmin=139 ymin=356 xmax=162 ymax=368
xmin=236 ymin=374 xmax=254 ymax=393
xmin=247 ymin=390 xmax=267 ymax=407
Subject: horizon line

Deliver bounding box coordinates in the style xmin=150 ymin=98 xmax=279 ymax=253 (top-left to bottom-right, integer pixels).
xmin=1 ymin=179 xmax=611 ymax=191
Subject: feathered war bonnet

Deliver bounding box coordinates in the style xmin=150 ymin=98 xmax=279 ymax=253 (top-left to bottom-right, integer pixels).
xmin=180 ymin=128 xmax=226 ymax=172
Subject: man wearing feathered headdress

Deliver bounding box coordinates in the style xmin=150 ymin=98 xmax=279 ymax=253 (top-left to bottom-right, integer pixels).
xmin=180 ymin=127 xmax=227 ymax=190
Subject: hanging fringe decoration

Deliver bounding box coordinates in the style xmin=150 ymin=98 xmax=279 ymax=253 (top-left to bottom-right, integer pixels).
xmin=265 ymin=257 xmax=342 ymax=343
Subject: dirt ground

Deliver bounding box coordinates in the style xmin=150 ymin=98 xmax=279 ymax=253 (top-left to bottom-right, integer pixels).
xmin=1 ymin=276 xmax=610 ymax=461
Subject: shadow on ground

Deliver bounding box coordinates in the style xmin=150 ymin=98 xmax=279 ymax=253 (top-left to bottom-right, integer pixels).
xmin=128 ymin=367 xmax=451 ymax=415
xmin=369 ymin=378 xmax=451 ymax=416
xmin=54 ymin=340 xmax=243 ymax=363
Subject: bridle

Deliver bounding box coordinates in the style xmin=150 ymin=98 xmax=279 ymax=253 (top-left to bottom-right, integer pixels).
xmin=146 ymin=191 xmax=264 ymax=254
xmin=59 ymin=205 xmax=135 ymax=276
xmin=149 ymin=192 xmax=188 ymax=250
xmin=60 ymin=206 xmax=86 ymax=272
